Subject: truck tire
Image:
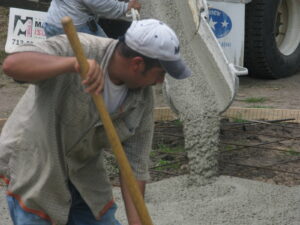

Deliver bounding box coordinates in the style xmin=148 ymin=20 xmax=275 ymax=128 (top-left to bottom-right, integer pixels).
xmin=245 ymin=0 xmax=300 ymax=79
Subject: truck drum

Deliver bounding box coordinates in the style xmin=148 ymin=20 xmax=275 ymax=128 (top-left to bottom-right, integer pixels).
xmin=245 ymin=0 xmax=300 ymax=79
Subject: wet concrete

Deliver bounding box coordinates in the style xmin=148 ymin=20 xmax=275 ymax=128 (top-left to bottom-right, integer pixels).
xmin=0 ymin=185 xmax=12 ymax=224
xmin=1 ymin=176 xmax=300 ymax=225
xmin=114 ymin=175 xmax=300 ymax=225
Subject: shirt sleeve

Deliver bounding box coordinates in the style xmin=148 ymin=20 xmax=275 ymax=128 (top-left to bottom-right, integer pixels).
xmin=83 ymin=0 xmax=129 ymax=19
xmin=122 ymin=90 xmax=154 ymax=181
xmin=12 ymin=34 xmax=113 ymax=61
xmin=9 ymin=34 xmax=101 ymax=86
xmin=12 ymin=35 xmax=73 ymax=56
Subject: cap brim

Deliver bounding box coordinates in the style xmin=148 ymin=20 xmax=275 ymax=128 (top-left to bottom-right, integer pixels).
xmin=159 ymin=59 xmax=191 ymax=79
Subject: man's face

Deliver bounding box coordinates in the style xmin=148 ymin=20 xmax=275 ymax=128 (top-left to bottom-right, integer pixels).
xmin=124 ymin=66 xmax=166 ymax=89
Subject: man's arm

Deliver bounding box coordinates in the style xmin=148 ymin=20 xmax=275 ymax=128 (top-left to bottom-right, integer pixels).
xmin=85 ymin=0 xmax=141 ymax=19
xmin=120 ymin=173 xmax=146 ymax=225
xmin=3 ymin=52 xmax=76 ymax=83
xmin=3 ymin=52 xmax=104 ymax=94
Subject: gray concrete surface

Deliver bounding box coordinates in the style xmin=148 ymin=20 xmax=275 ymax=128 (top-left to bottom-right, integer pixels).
xmin=0 ymin=185 xmax=12 ymax=225
xmin=1 ymin=176 xmax=300 ymax=225
xmin=114 ymin=175 xmax=300 ymax=225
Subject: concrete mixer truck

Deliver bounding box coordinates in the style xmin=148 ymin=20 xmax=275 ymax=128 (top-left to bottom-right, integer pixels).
xmin=1 ymin=0 xmax=300 ymax=79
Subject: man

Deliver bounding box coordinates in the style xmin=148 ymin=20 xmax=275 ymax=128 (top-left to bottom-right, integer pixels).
xmin=1 ymin=19 xmax=191 ymax=225
xmin=44 ymin=0 xmax=141 ymax=37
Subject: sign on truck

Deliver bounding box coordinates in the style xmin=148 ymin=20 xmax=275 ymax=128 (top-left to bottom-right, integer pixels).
xmin=6 ymin=8 xmax=46 ymax=53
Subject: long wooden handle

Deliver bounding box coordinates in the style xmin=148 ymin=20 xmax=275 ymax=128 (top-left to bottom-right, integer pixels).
xmin=61 ymin=16 xmax=154 ymax=225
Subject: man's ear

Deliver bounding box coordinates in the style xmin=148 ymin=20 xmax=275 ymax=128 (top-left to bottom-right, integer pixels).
xmin=131 ymin=56 xmax=145 ymax=73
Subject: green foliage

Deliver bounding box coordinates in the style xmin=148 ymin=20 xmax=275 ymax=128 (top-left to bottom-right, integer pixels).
xmin=285 ymin=149 xmax=300 ymax=156
xmin=173 ymin=119 xmax=183 ymax=126
xmin=151 ymin=144 xmax=185 ymax=171
xmin=157 ymin=144 xmax=184 ymax=153
xmin=232 ymin=118 xmax=247 ymax=123
xmin=247 ymin=105 xmax=273 ymax=109
xmin=224 ymin=145 xmax=235 ymax=151
xmin=154 ymin=160 xmax=181 ymax=171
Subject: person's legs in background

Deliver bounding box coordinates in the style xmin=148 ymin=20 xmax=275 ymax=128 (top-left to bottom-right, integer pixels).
xmin=43 ymin=22 xmax=65 ymax=38
xmin=43 ymin=20 xmax=107 ymax=38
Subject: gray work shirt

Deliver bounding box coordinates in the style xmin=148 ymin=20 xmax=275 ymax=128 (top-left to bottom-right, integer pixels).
xmin=46 ymin=0 xmax=129 ymax=27
xmin=0 ymin=33 xmax=154 ymax=225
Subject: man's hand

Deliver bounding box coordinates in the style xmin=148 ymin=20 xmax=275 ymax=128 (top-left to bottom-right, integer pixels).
xmin=75 ymin=59 xmax=104 ymax=95
xmin=127 ymin=0 xmax=141 ymax=12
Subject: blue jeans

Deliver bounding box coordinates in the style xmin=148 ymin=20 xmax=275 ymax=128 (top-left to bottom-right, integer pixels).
xmin=6 ymin=183 xmax=122 ymax=225
xmin=43 ymin=21 xmax=107 ymax=38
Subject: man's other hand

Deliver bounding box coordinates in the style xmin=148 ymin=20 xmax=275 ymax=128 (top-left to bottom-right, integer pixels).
xmin=128 ymin=0 xmax=141 ymax=11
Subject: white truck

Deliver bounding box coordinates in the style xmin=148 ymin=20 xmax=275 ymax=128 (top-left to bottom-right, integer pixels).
xmin=207 ymin=0 xmax=300 ymax=79
xmin=2 ymin=0 xmax=300 ymax=79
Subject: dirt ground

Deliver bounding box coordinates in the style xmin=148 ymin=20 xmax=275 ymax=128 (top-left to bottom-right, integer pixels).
xmin=1 ymin=6 xmax=300 ymax=187
xmin=232 ymin=75 xmax=300 ymax=110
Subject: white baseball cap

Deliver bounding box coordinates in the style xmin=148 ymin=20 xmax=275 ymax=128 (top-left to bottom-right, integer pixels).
xmin=124 ymin=19 xmax=191 ymax=79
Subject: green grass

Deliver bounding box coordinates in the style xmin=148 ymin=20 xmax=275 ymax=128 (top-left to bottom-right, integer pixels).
xmin=232 ymin=118 xmax=248 ymax=123
xmin=242 ymin=97 xmax=268 ymax=103
xmin=157 ymin=159 xmax=169 ymax=166
xmin=150 ymin=145 xmax=185 ymax=159
xmin=285 ymin=149 xmax=300 ymax=156
xmin=246 ymin=105 xmax=274 ymax=109
xmin=173 ymin=119 xmax=183 ymax=126
xmin=157 ymin=144 xmax=184 ymax=153
xmin=224 ymin=145 xmax=235 ymax=151
xmin=154 ymin=160 xmax=181 ymax=170
xmin=229 ymin=112 xmax=247 ymax=123
xmin=151 ymin=144 xmax=185 ymax=171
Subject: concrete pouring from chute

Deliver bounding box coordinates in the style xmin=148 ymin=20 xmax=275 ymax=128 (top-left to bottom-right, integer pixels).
xmin=139 ymin=0 xmax=241 ymax=183
xmin=162 ymin=0 xmax=240 ymax=116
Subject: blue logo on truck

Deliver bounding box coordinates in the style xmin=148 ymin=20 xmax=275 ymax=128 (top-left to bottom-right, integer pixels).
xmin=208 ymin=8 xmax=232 ymax=38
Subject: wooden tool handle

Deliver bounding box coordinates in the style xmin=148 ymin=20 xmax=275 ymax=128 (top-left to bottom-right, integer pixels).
xmin=61 ymin=16 xmax=154 ymax=225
